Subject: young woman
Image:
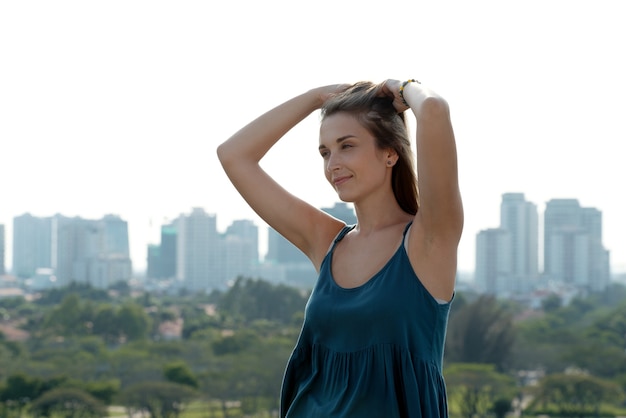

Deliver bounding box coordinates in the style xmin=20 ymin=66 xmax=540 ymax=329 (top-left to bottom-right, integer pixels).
xmin=217 ymin=79 xmax=463 ymax=417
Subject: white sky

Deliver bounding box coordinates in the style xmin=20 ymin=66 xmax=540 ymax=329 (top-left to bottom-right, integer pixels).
xmin=1 ymin=0 xmax=625 ymax=274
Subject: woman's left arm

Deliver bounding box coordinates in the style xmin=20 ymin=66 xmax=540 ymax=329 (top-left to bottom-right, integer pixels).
xmin=380 ymin=79 xmax=463 ymax=300
xmin=402 ymin=80 xmax=464 ymax=245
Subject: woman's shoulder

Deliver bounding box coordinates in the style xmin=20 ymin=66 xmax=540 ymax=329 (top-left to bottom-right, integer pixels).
xmin=404 ymin=216 xmax=458 ymax=301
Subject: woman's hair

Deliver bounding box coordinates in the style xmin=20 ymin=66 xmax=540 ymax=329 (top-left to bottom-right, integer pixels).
xmin=320 ymin=81 xmax=419 ymax=215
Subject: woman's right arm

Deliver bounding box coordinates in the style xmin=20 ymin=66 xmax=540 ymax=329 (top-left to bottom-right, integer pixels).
xmin=216 ymin=86 xmax=346 ymax=269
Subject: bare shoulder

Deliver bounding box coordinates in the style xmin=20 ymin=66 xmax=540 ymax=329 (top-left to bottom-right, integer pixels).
xmin=287 ymin=205 xmax=346 ymax=271
xmin=406 ymin=215 xmax=459 ymax=302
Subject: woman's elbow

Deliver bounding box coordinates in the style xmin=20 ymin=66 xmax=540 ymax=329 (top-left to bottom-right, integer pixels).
xmin=216 ymin=141 xmax=235 ymax=167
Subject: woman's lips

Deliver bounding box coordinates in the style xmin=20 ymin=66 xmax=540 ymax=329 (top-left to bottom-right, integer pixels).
xmin=333 ymin=176 xmax=351 ymax=186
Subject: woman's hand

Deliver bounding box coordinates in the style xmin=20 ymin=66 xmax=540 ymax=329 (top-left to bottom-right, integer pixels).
xmin=310 ymin=84 xmax=351 ymax=108
xmin=378 ymin=79 xmax=411 ymax=113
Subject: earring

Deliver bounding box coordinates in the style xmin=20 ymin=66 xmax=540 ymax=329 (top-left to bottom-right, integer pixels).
xmin=387 ymin=160 xmax=393 ymax=166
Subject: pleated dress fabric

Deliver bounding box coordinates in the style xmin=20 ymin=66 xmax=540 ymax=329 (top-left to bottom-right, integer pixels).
xmin=280 ymin=223 xmax=453 ymax=418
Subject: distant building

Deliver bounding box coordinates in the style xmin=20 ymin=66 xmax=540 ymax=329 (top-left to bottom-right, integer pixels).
xmin=12 ymin=213 xmax=131 ymax=288
xmin=146 ymin=222 xmax=178 ymax=280
xmin=12 ymin=214 xmax=52 ymax=278
xmin=160 ymin=223 xmax=177 ymax=278
xmin=543 ymin=199 xmax=610 ymax=290
xmin=322 ymin=202 xmax=357 ymax=225
xmin=176 ymin=208 xmax=221 ymax=291
xmin=223 ymin=219 xmax=259 ymax=283
xmin=264 ymin=202 xmax=356 ymax=288
xmin=0 ymin=224 xmax=5 ymax=275
xmin=266 ymin=202 xmax=357 ymax=265
xmin=475 ymin=193 xmax=538 ymax=296
xmin=54 ymin=214 xmax=132 ymax=288
xmin=266 ymin=228 xmax=309 ymax=265
xmin=475 ymin=228 xmax=511 ymax=295
xmin=500 ymin=193 xmax=539 ymax=291
xmin=135 ymin=203 xmax=359 ymax=291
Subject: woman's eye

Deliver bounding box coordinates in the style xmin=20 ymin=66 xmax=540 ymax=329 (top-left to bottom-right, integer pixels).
xmin=341 ymin=144 xmax=352 ymax=149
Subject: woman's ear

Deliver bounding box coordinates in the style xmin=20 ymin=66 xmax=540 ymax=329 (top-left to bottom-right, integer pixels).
xmin=385 ymin=150 xmax=399 ymax=167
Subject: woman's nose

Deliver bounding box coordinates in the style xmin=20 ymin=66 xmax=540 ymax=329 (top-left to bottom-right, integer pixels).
xmin=326 ymin=155 xmax=340 ymax=172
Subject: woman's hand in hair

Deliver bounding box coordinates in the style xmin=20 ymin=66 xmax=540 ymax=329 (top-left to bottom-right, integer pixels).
xmin=378 ymin=79 xmax=410 ymax=113
xmin=310 ymin=84 xmax=352 ymax=108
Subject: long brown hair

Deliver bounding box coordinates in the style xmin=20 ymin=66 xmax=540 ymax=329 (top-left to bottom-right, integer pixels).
xmin=320 ymin=81 xmax=419 ymax=215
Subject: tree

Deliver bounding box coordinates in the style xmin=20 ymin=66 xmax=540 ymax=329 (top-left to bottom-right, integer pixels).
xmin=118 ymin=381 xmax=197 ymax=418
xmin=85 ymin=381 xmax=117 ymax=406
xmin=0 ymin=373 xmax=42 ymax=417
xmin=218 ymin=277 xmax=308 ymax=325
xmin=541 ymin=294 xmax=562 ymax=312
xmin=43 ymin=294 xmax=93 ymax=337
xmin=528 ymin=372 xmax=623 ymax=417
xmin=92 ymin=304 xmax=120 ymax=344
xmin=444 ymin=363 xmax=516 ymax=418
xmin=163 ymin=361 xmax=199 ymax=389
xmin=117 ymin=302 xmax=151 ymax=341
xmin=29 ymin=387 xmax=106 ymax=418
xmin=212 ymin=329 xmax=260 ymax=356
xmin=445 ymin=295 xmax=516 ymax=370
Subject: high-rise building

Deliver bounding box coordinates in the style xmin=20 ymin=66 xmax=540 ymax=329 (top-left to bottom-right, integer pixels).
xmin=475 ymin=228 xmax=511 ymax=295
xmin=101 ymin=214 xmax=130 ymax=256
xmin=54 ymin=214 xmax=132 ymax=288
xmin=222 ymin=220 xmax=259 ymax=284
xmin=146 ymin=222 xmax=178 ymax=280
xmin=147 ymin=244 xmax=161 ymax=280
xmin=12 ymin=213 xmax=131 ymax=288
xmin=176 ymin=208 xmax=220 ymax=291
xmin=475 ymin=193 xmax=538 ymax=296
xmin=500 ymin=193 xmax=539 ymax=291
xmin=226 ymin=219 xmax=259 ymax=263
xmin=160 ymin=222 xmax=177 ymax=279
xmin=266 ymin=202 xmax=357 ymax=265
xmin=322 ymin=202 xmax=357 ymax=225
xmin=12 ymin=214 xmax=52 ymax=278
xmin=266 ymin=228 xmax=309 ymax=265
xmin=543 ymin=199 xmax=610 ymax=290
xmin=264 ymin=202 xmax=357 ymax=287
xmin=0 ymin=224 xmax=5 ymax=276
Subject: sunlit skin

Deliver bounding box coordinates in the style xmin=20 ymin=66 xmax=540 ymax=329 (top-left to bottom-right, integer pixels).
xmin=218 ymin=78 xmax=463 ymax=416
xmin=217 ymin=80 xmax=462 ymax=300
xmin=318 ymin=113 xmax=396 ymax=205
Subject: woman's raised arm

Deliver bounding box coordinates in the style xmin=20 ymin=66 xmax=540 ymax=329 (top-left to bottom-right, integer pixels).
xmin=216 ymin=86 xmax=347 ymax=269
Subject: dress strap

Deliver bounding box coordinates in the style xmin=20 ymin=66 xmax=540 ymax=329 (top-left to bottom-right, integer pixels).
xmin=402 ymin=221 xmax=414 ymax=237
xmin=325 ymin=224 xmax=356 ymax=255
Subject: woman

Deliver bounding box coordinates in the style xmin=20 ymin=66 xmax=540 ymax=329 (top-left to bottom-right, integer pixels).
xmin=217 ymin=79 xmax=463 ymax=417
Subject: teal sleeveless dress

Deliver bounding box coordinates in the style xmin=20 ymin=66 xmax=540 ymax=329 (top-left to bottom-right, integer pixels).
xmin=280 ymin=223 xmax=452 ymax=418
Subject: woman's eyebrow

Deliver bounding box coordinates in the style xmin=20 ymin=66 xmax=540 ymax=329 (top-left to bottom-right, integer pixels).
xmin=318 ymin=135 xmax=356 ymax=150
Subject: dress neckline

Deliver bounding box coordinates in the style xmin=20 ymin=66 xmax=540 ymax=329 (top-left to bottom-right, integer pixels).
xmin=327 ymin=223 xmax=412 ymax=291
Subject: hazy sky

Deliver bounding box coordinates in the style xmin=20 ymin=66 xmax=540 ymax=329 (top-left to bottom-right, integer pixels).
xmin=1 ymin=0 xmax=625 ymax=274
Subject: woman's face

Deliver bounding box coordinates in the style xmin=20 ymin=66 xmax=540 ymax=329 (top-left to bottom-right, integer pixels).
xmin=319 ymin=112 xmax=394 ymax=203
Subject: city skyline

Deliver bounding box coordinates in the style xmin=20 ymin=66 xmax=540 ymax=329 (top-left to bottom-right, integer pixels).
xmin=2 ymin=1 xmax=625 ymax=274
xmin=1 ymin=194 xmax=621 ymax=277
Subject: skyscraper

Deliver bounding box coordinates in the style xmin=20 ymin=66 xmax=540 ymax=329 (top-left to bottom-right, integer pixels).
xmin=322 ymin=202 xmax=357 ymax=225
xmin=54 ymin=214 xmax=132 ymax=288
xmin=543 ymin=199 xmax=610 ymax=290
xmin=223 ymin=219 xmax=259 ymax=284
xmin=0 ymin=224 xmax=5 ymax=276
xmin=12 ymin=213 xmax=132 ymax=288
xmin=500 ymin=193 xmax=539 ymax=290
xmin=160 ymin=222 xmax=177 ymax=279
xmin=176 ymin=208 xmax=220 ymax=291
xmin=475 ymin=193 xmax=538 ymax=296
xmin=146 ymin=222 xmax=178 ymax=280
xmin=475 ymin=228 xmax=511 ymax=295
xmin=266 ymin=202 xmax=357 ymax=265
xmin=12 ymin=214 xmax=52 ymax=278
